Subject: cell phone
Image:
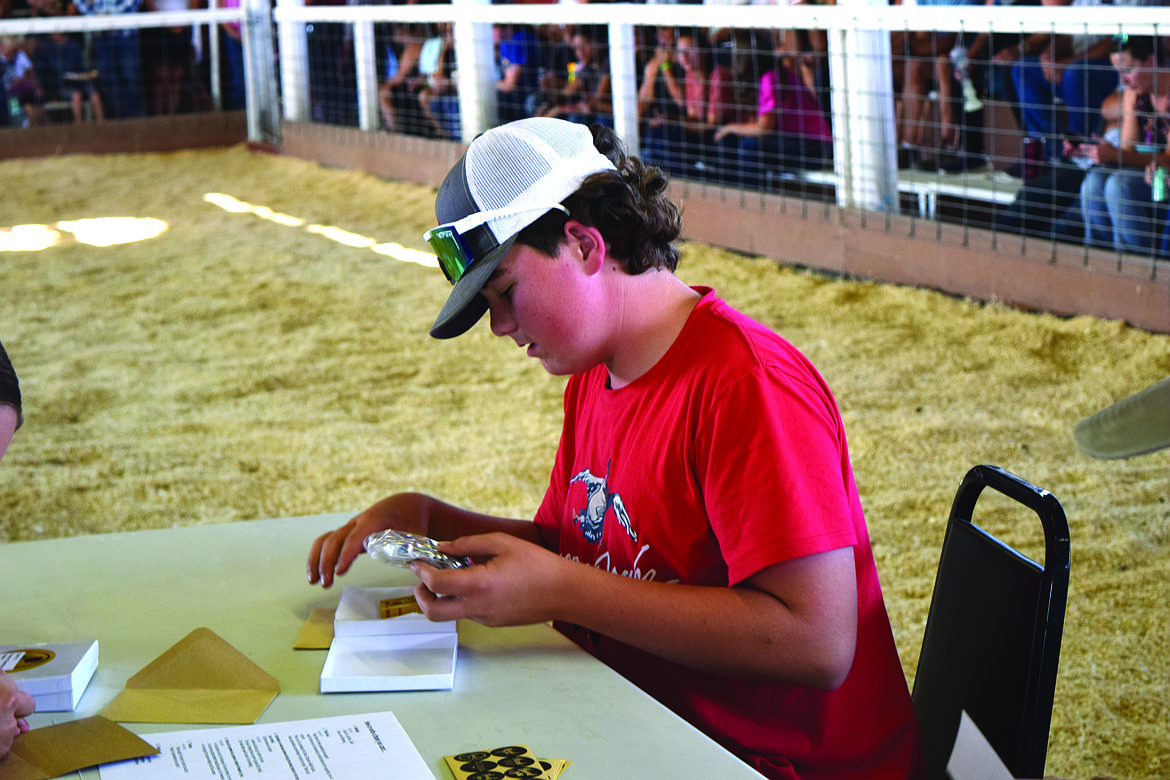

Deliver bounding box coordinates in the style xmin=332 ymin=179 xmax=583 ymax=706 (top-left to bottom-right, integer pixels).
xmin=1062 ymin=134 xmax=1094 ymax=147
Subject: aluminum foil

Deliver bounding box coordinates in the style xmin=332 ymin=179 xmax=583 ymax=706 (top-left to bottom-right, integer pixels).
xmin=364 ymin=529 xmax=472 ymax=570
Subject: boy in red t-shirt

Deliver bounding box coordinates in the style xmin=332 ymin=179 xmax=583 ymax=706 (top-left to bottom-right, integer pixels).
xmin=308 ymin=117 xmax=923 ymax=780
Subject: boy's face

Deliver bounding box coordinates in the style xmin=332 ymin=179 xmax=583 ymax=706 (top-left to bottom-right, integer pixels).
xmin=479 ymin=231 xmax=607 ymax=377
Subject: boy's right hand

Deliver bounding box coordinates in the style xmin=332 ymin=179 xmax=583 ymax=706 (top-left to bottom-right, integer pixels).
xmin=307 ymin=493 xmax=430 ymax=588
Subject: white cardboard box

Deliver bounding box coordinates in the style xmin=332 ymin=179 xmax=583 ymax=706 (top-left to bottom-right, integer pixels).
xmin=322 ymin=586 xmax=458 ymax=693
xmin=333 ymin=585 xmax=454 ymax=637
xmin=1 ymin=640 xmax=98 ymax=711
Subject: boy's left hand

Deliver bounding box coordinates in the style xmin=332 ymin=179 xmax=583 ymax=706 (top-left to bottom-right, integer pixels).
xmin=410 ymin=533 xmax=568 ymax=627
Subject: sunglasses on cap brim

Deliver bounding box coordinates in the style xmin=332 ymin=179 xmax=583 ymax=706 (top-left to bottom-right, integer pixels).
xmin=424 ymin=203 xmax=570 ymax=285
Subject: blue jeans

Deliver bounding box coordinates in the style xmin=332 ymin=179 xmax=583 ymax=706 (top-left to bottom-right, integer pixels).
xmin=641 ymin=122 xmax=691 ymax=178
xmin=1080 ymin=167 xmax=1156 ymax=253
xmin=1012 ymin=55 xmax=1116 ymax=155
xmin=223 ymin=32 xmax=246 ymax=111
xmin=91 ymin=29 xmax=143 ymax=119
xmin=736 ymin=134 xmax=827 ymax=191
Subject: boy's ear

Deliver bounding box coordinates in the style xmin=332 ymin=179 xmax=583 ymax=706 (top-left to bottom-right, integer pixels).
xmin=565 ymin=221 xmax=606 ymax=274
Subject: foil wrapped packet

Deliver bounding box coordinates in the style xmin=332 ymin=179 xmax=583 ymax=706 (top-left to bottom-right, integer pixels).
xmin=364 ymin=530 xmax=472 ymax=570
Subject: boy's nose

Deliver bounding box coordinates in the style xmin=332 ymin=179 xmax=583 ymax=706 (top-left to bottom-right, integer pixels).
xmin=488 ymin=301 xmax=515 ymax=338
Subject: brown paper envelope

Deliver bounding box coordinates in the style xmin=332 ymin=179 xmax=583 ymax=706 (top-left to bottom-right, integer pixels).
xmin=0 ymin=716 xmax=158 ymax=780
xmin=100 ymin=627 xmax=280 ymax=724
xmin=293 ymin=608 xmax=335 ymax=650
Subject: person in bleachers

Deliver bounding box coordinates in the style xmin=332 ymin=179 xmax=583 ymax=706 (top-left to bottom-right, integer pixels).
xmin=214 ymin=0 xmax=245 ymax=110
xmin=637 ymin=26 xmax=687 ymax=176
xmin=141 ymin=0 xmax=195 ymax=115
xmin=712 ymin=28 xmax=832 ymax=190
xmin=71 ymin=0 xmax=145 ymax=119
xmin=891 ymin=0 xmax=941 ymax=169
xmin=777 ymin=0 xmax=833 ymax=122
xmin=0 ymin=35 xmax=45 ymax=126
xmin=535 ymin=24 xmax=612 ymax=128
xmin=639 ymin=26 xmax=752 ymax=183
xmin=377 ymin=23 xmax=431 ymax=136
xmin=994 ymin=87 xmax=1121 ymax=241
xmin=417 ymin=22 xmax=458 ymax=141
xmin=495 ymin=22 xmax=540 ymax=125
xmin=958 ymin=0 xmax=1042 ymax=152
xmin=30 ymin=31 xmax=104 ymax=122
xmin=1005 ymin=0 xmax=1161 ymax=175
xmin=529 ymin=23 xmax=574 ymax=119
xmin=1074 ymin=33 xmax=1169 ymax=255
xmin=893 ymin=0 xmax=984 ymax=172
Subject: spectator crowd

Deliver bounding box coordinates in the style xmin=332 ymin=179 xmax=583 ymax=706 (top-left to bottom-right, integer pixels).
xmin=2 ymin=0 xmax=1169 ymax=258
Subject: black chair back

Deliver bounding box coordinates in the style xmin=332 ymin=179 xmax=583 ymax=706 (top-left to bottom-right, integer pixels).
xmin=911 ymin=464 xmax=1071 ymax=780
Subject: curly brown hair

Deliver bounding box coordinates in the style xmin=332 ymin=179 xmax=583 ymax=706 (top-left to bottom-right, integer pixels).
xmin=515 ymin=124 xmax=682 ymax=274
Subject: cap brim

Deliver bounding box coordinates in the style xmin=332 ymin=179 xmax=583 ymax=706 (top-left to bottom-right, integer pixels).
xmin=429 ymin=233 xmax=518 ymax=339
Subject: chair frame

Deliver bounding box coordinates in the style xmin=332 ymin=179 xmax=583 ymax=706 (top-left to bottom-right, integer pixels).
xmin=911 ymin=464 xmax=1071 ymax=780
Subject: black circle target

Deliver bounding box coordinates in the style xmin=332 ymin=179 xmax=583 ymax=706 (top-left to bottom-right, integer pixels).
xmin=460 ymin=760 xmax=498 ymax=773
xmin=490 ymin=746 xmax=527 ymax=758
xmin=454 ymin=752 xmax=490 ymax=763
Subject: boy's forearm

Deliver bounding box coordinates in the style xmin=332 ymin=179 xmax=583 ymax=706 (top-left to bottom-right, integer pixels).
xmin=550 ymin=549 xmax=857 ymax=688
xmin=423 ymin=495 xmax=544 ymax=546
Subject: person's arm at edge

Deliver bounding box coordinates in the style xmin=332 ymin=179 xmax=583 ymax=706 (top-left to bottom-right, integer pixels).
xmin=1 ymin=654 xmax=36 ymax=757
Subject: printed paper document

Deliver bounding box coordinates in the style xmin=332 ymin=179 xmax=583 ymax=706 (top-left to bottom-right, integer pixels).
xmin=98 ymin=711 xmax=435 ymax=780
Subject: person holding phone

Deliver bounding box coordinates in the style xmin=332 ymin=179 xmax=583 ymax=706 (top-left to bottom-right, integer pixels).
xmin=1073 ymin=34 xmax=1168 ymax=254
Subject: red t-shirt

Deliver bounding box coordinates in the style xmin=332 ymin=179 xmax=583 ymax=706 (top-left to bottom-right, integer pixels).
xmin=535 ymin=289 xmax=923 ymax=780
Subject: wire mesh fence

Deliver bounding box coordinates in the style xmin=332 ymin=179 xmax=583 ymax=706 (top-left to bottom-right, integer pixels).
xmin=3 ymin=3 xmax=1170 ymax=304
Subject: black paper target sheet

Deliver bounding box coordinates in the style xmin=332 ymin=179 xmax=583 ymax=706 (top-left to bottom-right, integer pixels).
xmin=444 ymin=745 xmax=570 ymax=780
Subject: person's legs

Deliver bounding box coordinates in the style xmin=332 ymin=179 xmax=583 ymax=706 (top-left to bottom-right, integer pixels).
xmin=791 ymin=135 xmax=826 ymax=171
xmin=1080 ymin=167 xmax=1114 ymax=248
xmin=70 ymin=89 xmax=85 ymax=122
xmin=1012 ymin=56 xmax=1056 ymax=140
xmin=1160 ymin=207 xmax=1170 ymax=260
xmin=736 ymin=135 xmax=766 ymax=190
xmin=432 ymin=94 xmax=460 ymax=141
xmin=223 ymin=32 xmax=246 ymax=110
xmin=997 ymin=162 xmax=1085 ymax=237
xmin=640 ymin=122 xmax=686 ymax=177
xmin=698 ymin=132 xmax=739 ymax=186
xmin=1104 ymin=168 xmax=1155 ymax=253
xmin=114 ymin=31 xmax=144 ymax=118
xmin=901 ymin=55 xmax=934 ymax=149
xmin=90 ymin=36 xmax=119 ymax=117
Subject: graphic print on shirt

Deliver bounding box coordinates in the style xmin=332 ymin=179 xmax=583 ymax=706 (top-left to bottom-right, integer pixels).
xmin=569 ymin=461 xmax=637 ymax=544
